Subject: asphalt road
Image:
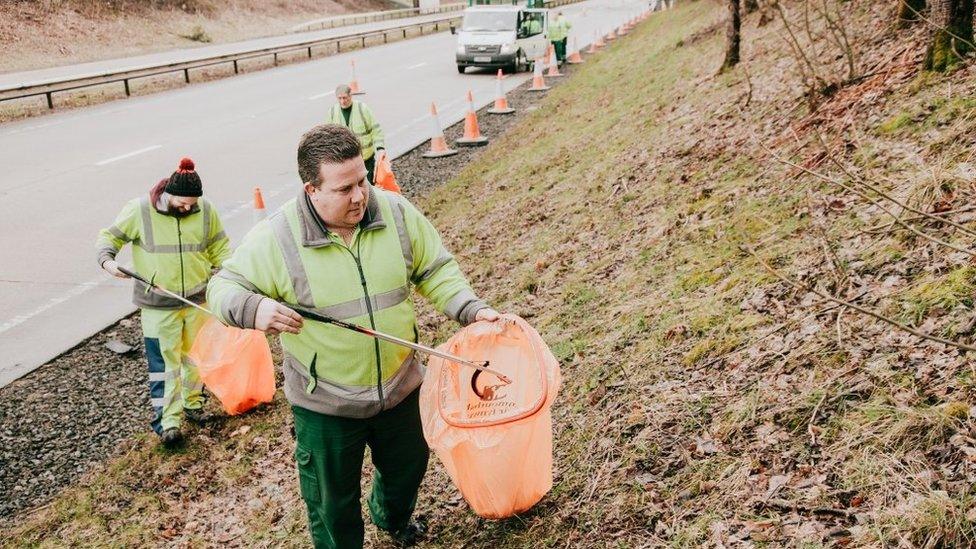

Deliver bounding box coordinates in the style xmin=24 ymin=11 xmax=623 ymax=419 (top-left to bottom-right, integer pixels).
xmin=0 ymin=0 xmax=648 ymax=388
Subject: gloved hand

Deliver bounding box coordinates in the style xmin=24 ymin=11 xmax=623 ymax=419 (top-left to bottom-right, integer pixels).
xmin=255 ymin=298 xmax=304 ymax=335
xmin=102 ymin=260 xmax=130 ymax=279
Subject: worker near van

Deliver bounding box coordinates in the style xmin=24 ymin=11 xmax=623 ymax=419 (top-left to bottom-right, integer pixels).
xmin=207 ymin=124 xmax=499 ymax=548
xmin=96 ymin=158 xmax=231 ymax=449
xmin=520 ymin=13 xmax=543 ymax=36
xmin=327 ymin=84 xmax=386 ymax=185
xmin=550 ymin=11 xmax=572 ymax=62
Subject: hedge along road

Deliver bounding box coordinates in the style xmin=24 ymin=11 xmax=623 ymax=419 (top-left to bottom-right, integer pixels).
xmin=0 ymin=0 xmax=645 ymax=388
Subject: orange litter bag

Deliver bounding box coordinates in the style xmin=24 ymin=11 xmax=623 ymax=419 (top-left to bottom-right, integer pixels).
xmin=188 ymin=317 xmax=275 ymax=415
xmin=420 ymin=314 xmax=560 ymax=519
xmin=373 ymin=150 xmax=401 ymax=193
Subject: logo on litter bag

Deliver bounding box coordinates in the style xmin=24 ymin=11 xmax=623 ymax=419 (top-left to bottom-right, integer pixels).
xmin=467 ymin=370 xmax=516 ymax=418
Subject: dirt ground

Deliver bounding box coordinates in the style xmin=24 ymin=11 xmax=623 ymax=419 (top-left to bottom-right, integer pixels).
xmin=0 ymin=0 xmax=394 ymax=74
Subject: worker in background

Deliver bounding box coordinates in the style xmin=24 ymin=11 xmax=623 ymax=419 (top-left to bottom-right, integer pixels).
xmin=520 ymin=12 xmax=543 ymax=36
xmin=327 ymin=84 xmax=386 ymax=185
xmin=96 ymin=158 xmax=231 ymax=449
xmin=550 ymin=11 xmax=572 ymax=63
xmin=207 ymin=124 xmax=499 ymax=548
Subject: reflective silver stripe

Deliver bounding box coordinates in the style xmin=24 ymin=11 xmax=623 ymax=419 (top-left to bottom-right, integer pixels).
xmin=211 ymin=230 xmax=227 ymax=244
xmin=149 ymin=371 xmax=177 ymax=382
xmin=136 ymin=242 xmax=207 ymax=253
xmin=444 ymin=288 xmax=477 ymax=322
xmin=386 ymin=195 xmax=413 ymax=274
xmin=214 ymin=268 xmax=261 ymax=293
xmin=201 ymin=201 xmax=211 ymax=247
xmin=138 ymin=198 xmax=209 ymax=253
xmin=107 ymin=225 xmax=126 ymax=240
xmin=140 ymin=199 xmax=156 ymax=249
xmin=308 ymin=285 xmax=409 ymax=321
xmin=271 ymin=212 xmax=315 ymax=307
xmin=292 ymin=351 xmax=415 ymax=401
xmin=150 ymin=397 xmax=166 ymax=408
xmin=416 ymin=252 xmax=454 ymax=283
xmin=273 ymin=207 xmax=409 ymax=318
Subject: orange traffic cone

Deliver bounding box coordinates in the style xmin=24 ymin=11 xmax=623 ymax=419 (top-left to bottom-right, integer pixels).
xmin=349 ymin=59 xmax=365 ymax=95
xmin=487 ymin=69 xmax=514 ymax=115
xmin=588 ymin=31 xmax=602 ymax=54
xmin=456 ymin=90 xmax=488 ymax=147
xmin=545 ymin=44 xmax=563 ymax=77
xmin=422 ymin=102 xmax=458 ymax=158
xmin=253 ymin=187 xmax=267 ymax=225
xmin=528 ymin=58 xmax=550 ymax=92
xmin=373 ymin=150 xmax=401 ymax=193
xmin=594 ymin=30 xmax=606 ymax=48
xmin=567 ymin=38 xmax=584 ymax=64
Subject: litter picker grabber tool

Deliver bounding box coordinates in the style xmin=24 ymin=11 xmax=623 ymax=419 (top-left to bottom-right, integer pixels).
xmin=117 ymin=265 xmax=220 ymax=320
xmin=291 ymin=306 xmax=512 ymax=385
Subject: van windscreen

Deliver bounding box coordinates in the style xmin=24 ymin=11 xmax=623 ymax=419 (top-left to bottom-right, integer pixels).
xmin=461 ymin=11 xmax=516 ymax=32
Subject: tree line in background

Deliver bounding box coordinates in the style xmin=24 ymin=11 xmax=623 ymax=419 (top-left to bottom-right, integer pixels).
xmin=722 ymin=0 xmax=974 ymax=76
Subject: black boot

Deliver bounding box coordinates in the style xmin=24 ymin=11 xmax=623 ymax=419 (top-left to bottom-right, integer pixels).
xmin=160 ymin=427 xmax=184 ymax=449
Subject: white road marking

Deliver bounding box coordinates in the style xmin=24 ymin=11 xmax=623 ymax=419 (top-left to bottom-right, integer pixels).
xmin=0 ymin=277 xmax=105 ymax=335
xmin=308 ymin=90 xmax=336 ymax=100
xmin=95 ymin=145 xmax=162 ymax=166
xmin=407 ymin=62 xmax=428 ymax=69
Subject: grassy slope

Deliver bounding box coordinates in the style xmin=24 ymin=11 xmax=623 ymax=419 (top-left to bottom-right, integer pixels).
xmin=6 ymin=0 xmax=976 ymax=546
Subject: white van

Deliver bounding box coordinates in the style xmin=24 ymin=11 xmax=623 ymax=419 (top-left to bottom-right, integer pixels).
xmin=455 ymin=5 xmax=549 ymax=74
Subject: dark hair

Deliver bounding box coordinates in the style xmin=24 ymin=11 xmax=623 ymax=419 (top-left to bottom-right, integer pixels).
xmin=297 ymin=124 xmax=362 ymax=186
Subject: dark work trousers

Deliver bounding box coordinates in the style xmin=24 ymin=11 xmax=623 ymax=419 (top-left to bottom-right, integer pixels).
xmin=364 ymin=154 xmax=376 ymax=186
xmin=292 ymin=389 xmax=429 ymax=549
xmin=553 ymin=38 xmax=568 ymax=62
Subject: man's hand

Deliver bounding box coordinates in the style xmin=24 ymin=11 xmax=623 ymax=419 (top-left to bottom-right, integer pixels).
xmin=475 ymin=308 xmax=500 ymax=322
xmin=102 ymin=260 xmax=130 ymax=279
xmin=255 ymin=299 xmax=304 ymax=335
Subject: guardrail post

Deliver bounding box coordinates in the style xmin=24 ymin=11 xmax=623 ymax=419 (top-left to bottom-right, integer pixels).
xmin=384 ymin=32 xmax=388 ymax=44
xmin=308 ymin=46 xmax=313 ymax=58
xmin=273 ymin=52 xmax=278 ymax=66
xmin=184 ymin=69 xmax=190 ymax=83
xmin=361 ymin=36 xmax=366 ymax=48
xmin=403 ymin=28 xmax=407 ymax=39
xmin=233 ymin=59 xmax=239 ymax=74
xmin=123 ymin=79 xmax=130 ymax=97
xmin=46 ymin=92 xmax=53 ymax=110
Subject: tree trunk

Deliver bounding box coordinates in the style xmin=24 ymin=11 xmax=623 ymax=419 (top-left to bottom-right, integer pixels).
xmin=924 ymin=0 xmax=974 ymax=71
xmin=744 ymin=0 xmax=759 ymax=14
xmin=723 ymin=0 xmax=742 ymax=70
xmin=897 ymin=0 xmax=926 ymax=25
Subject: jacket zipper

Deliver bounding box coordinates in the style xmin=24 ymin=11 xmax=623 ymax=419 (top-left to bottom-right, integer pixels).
xmin=343 ymin=233 xmax=384 ymax=409
xmin=176 ymin=217 xmax=186 ymax=297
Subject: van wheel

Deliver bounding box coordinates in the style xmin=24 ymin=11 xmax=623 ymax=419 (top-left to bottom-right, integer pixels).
xmin=457 ymin=65 xmax=466 ymax=74
xmin=514 ymin=50 xmax=527 ymax=73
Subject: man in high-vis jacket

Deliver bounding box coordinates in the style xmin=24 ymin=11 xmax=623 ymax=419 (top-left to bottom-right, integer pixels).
xmin=549 ymin=11 xmax=572 ymax=62
xmin=207 ymin=124 xmax=498 ymax=548
xmin=96 ymin=158 xmax=231 ymax=448
xmin=327 ymin=84 xmax=386 ymax=185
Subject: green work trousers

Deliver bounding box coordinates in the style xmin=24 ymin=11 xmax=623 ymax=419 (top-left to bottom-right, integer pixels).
xmin=292 ymin=388 xmax=429 ymax=549
xmin=552 ymin=38 xmax=568 ymax=62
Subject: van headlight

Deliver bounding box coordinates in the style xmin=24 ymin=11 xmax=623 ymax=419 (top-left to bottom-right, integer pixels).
xmin=457 ymin=44 xmax=466 ymax=54
xmin=500 ymin=43 xmax=516 ymax=54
